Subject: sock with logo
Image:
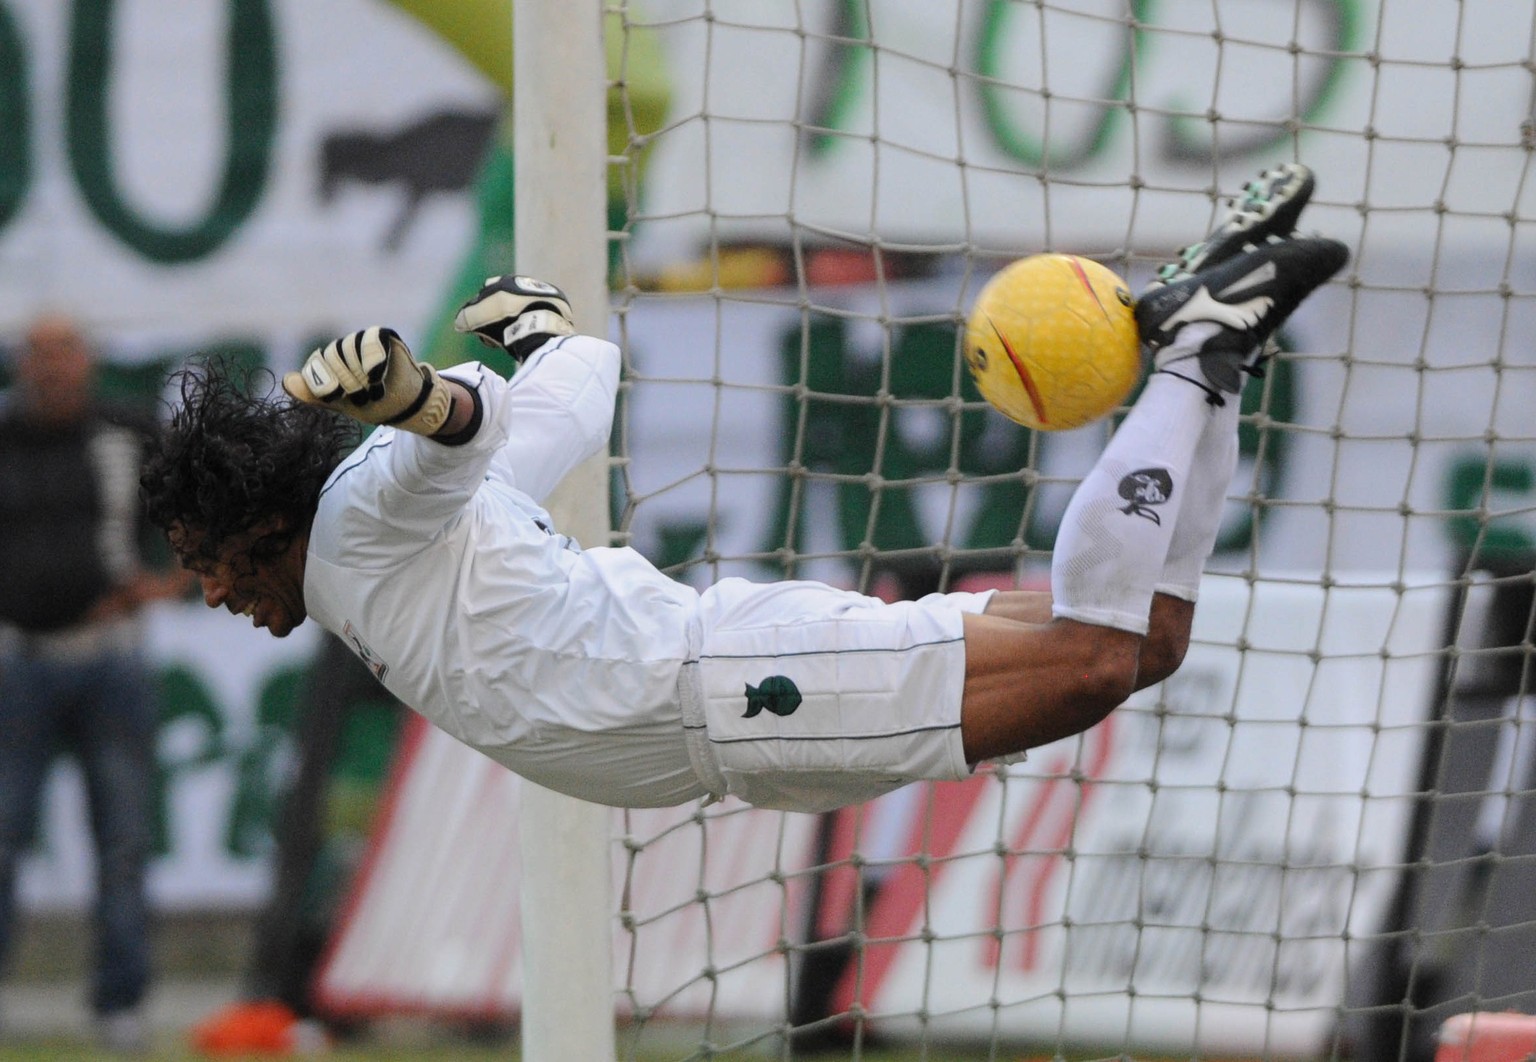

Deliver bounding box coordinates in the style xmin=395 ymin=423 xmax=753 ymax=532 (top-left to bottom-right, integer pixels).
xmin=1050 ymin=326 xmax=1224 ymax=633
xmin=1154 ymin=389 xmax=1241 ymax=601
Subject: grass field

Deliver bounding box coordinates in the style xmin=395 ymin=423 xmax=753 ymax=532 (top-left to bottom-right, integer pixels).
xmin=0 ymin=1045 xmax=987 ymax=1061
xmin=0 ymin=975 xmax=989 ymax=1061
xmin=0 ymin=1018 xmax=1011 ymax=1062
xmin=0 ymin=1048 xmax=512 ymax=1062
xmin=0 ymin=1016 xmax=995 ymax=1061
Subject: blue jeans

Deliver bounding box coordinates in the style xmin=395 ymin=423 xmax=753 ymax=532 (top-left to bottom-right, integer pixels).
xmin=0 ymin=644 xmax=155 ymax=1016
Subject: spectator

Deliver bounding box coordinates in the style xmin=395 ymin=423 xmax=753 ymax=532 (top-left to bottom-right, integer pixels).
xmin=0 ymin=316 xmax=188 ymax=1053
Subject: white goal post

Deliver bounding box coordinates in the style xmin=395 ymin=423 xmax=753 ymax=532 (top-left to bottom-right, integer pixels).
xmin=315 ymin=4 xmax=1536 ymax=1061
xmin=513 ymin=2 xmax=615 ymax=1061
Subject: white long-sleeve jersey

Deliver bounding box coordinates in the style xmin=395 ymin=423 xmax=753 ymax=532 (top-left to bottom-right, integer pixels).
xmin=303 ymin=335 xmax=710 ymax=807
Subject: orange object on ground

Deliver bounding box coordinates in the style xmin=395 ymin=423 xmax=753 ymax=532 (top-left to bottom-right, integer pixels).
xmin=1437 ymin=1012 xmax=1536 ymax=1062
xmin=190 ymin=999 xmax=327 ymax=1057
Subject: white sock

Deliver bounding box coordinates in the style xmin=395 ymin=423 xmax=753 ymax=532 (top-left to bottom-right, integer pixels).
xmin=1155 ymin=393 xmax=1241 ymax=602
xmin=1051 ymin=326 xmax=1223 ymax=633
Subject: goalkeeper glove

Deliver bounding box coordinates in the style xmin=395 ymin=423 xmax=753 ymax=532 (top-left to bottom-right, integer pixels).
xmin=453 ymin=275 xmax=576 ymax=361
xmin=282 ymin=327 xmax=452 ymax=436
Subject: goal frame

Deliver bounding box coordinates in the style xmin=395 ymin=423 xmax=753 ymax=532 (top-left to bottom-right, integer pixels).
xmin=513 ymin=2 xmax=616 ymax=1060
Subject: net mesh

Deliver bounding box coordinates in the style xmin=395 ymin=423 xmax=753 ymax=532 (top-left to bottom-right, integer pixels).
xmin=599 ymin=1 xmax=1536 ymax=1059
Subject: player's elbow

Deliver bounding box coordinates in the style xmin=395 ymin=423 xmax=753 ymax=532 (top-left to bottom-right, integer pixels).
xmin=590 ymin=357 xmax=623 ymax=453
xmin=581 ymin=425 xmax=614 ymax=465
xmin=574 ymin=337 xmax=622 ymax=442
xmin=585 ymin=336 xmax=622 ymax=396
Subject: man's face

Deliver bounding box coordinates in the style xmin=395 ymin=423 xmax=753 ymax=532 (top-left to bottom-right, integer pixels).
xmin=169 ymin=520 xmax=309 ymax=638
xmin=19 ymin=317 xmax=94 ymax=426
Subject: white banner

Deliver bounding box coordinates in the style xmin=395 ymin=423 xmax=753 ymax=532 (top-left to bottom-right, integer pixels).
xmin=630 ymin=0 xmax=1536 ymax=262
xmin=316 ymin=720 xmax=823 ymax=1017
xmin=3 ymin=0 xmax=490 ymax=910
xmin=852 ymin=575 xmax=1445 ymax=1054
xmin=0 ymin=0 xmax=494 ymax=341
xmin=615 ymin=275 xmax=1534 ymax=582
xmin=3 ymin=0 xmax=1517 ymax=947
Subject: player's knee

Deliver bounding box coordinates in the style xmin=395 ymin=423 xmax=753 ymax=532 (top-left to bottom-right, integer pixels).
xmin=960 ymin=614 xmax=1139 ymax=758
xmin=1139 ymin=622 xmax=1189 ymax=687
xmin=1068 ymin=630 xmax=1140 ymax=726
xmin=1139 ymin=594 xmax=1195 ymax=689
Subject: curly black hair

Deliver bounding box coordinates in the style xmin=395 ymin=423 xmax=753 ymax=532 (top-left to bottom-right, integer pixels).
xmin=140 ymin=358 xmax=360 ymax=563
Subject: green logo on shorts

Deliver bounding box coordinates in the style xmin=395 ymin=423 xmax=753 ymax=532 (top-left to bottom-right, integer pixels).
xmin=743 ymin=675 xmax=802 ymax=719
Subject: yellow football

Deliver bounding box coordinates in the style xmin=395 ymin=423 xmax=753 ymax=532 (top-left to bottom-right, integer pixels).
xmin=964 ymin=254 xmax=1142 ymax=431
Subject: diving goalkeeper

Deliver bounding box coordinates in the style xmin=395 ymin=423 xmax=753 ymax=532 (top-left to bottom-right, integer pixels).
xmin=141 ymin=166 xmax=1345 ymax=814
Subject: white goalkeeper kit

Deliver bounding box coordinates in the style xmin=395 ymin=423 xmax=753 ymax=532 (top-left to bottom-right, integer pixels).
xmin=304 ymin=335 xmax=990 ymax=813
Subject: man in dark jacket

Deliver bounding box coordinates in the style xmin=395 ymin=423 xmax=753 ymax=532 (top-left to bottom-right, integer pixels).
xmin=0 ymin=317 xmax=187 ymax=1052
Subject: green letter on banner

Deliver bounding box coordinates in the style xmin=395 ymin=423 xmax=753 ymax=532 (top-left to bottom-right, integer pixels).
xmin=67 ymin=0 xmax=276 ymax=262
xmin=977 ymin=0 xmax=1150 ymax=168
xmin=0 ymin=2 xmax=30 ymax=234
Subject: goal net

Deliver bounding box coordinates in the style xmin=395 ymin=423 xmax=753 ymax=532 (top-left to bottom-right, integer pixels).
xmin=317 ymin=2 xmax=1536 ymax=1059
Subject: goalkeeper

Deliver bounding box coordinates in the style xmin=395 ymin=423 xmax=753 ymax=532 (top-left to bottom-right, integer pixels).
xmin=141 ymin=167 xmax=1346 ymax=814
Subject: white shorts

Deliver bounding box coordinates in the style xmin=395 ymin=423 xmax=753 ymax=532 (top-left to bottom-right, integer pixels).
xmin=677 ymin=577 xmax=995 ymax=813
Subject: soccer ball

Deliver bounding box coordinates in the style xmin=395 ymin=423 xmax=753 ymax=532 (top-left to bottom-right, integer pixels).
xmin=964 ymin=254 xmax=1142 ymax=431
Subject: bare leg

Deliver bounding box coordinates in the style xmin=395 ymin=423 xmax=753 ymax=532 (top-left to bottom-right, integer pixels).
xmin=982 ymin=589 xmax=1192 ymax=691
xmin=958 ymin=321 xmax=1236 ymax=764
xmin=981 ymin=589 xmax=1052 ymax=624
xmin=959 ymin=612 xmax=1140 ymax=762
xmin=959 ymin=199 xmax=1343 ymax=765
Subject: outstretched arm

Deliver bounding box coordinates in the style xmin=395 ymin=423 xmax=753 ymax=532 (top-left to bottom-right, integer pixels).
xmin=480 ymin=335 xmax=620 ymax=504
xmin=283 ymin=331 xmax=514 ymax=554
xmin=453 ymin=276 xmax=620 ymax=505
xmin=285 ymin=276 xmax=616 ymax=552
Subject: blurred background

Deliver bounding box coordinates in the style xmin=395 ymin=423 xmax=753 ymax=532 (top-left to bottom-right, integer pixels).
xmin=3 ymin=1 xmax=1536 ymax=1060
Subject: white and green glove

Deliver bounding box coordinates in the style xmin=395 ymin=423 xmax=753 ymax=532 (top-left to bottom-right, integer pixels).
xmin=453 ymin=275 xmax=576 ymax=361
xmin=282 ymin=327 xmax=452 ymax=436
